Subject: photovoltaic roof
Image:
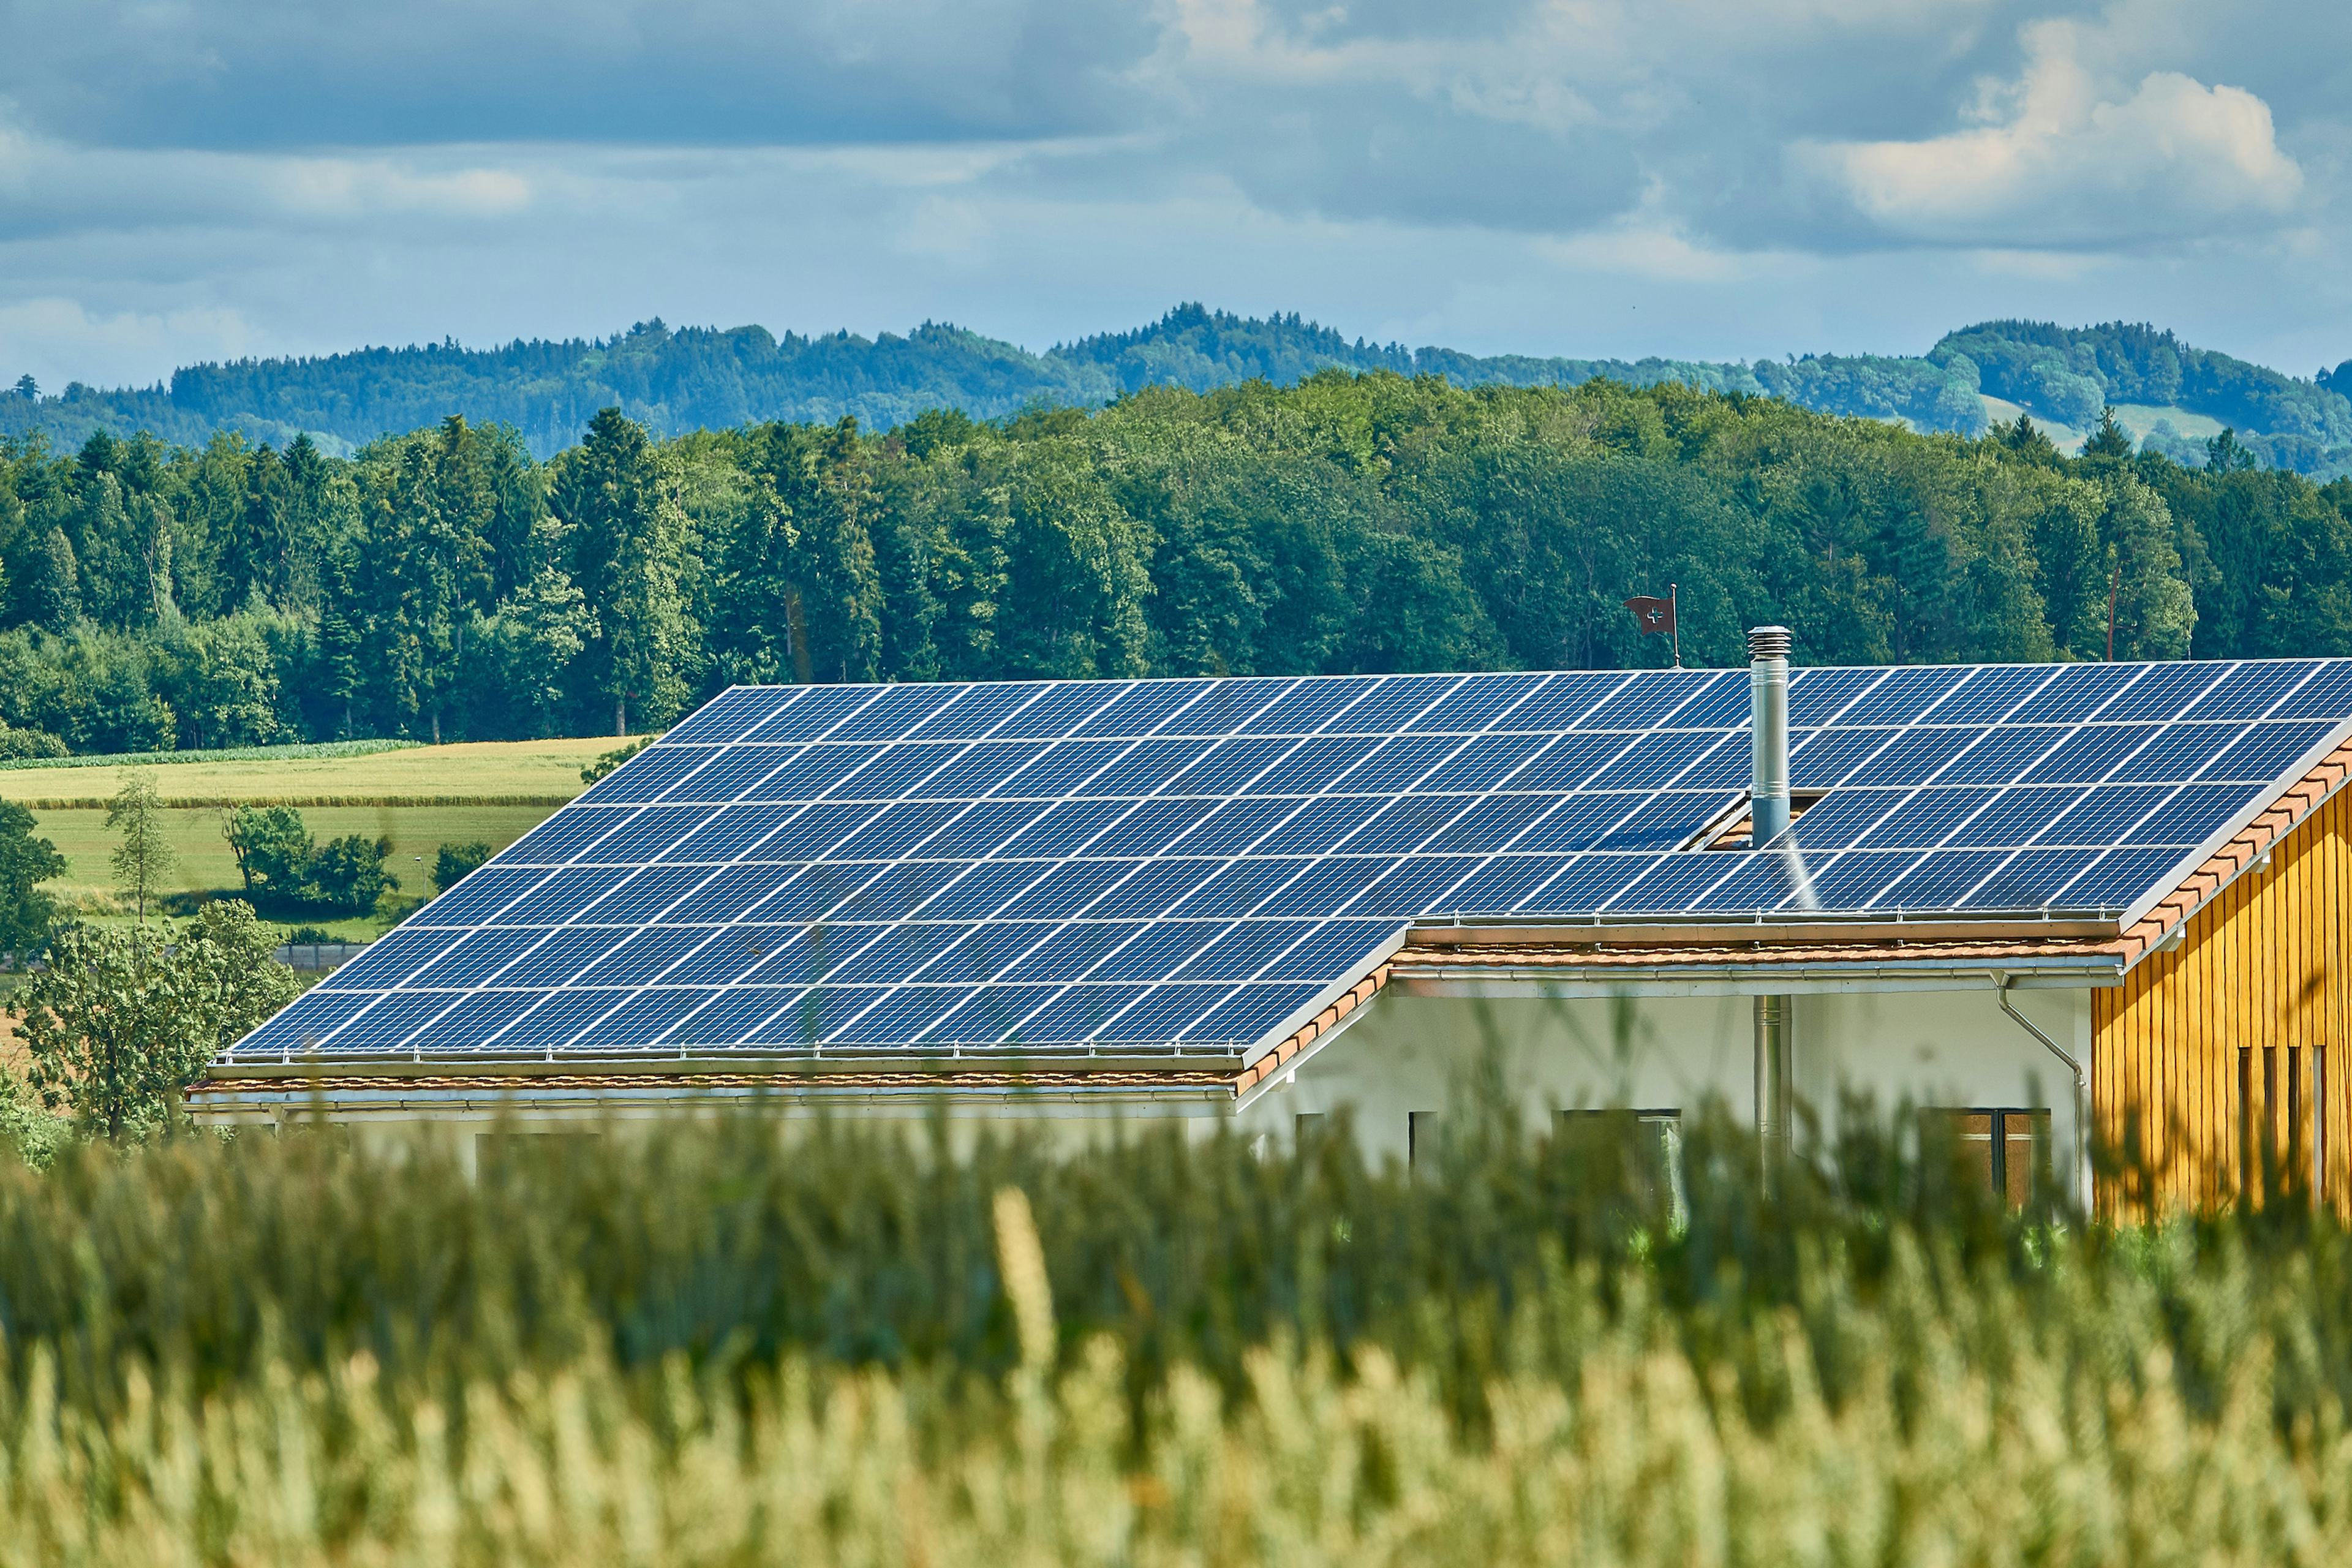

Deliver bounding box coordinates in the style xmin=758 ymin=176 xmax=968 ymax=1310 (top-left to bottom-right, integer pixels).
xmin=228 ymin=659 xmax=2352 ymax=1065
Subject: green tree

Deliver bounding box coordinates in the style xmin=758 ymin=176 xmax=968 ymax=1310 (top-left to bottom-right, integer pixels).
xmin=2082 ymin=407 xmax=2135 ymax=460
xmin=305 ymin=833 xmax=396 ymax=914
xmin=0 ymin=798 xmax=64 ymax=960
xmin=27 ymin=525 xmax=80 ymax=631
xmin=12 ymin=900 xmax=298 ymax=1140
xmin=557 ymin=409 xmax=695 ymax=734
xmin=432 ymin=841 xmax=491 ymax=892
xmin=106 ymin=769 xmax=175 ymax=921
xmin=2206 ymin=428 xmax=2260 ymax=473
xmin=464 ymin=564 xmax=590 ymax=737
xmin=2098 ymin=472 xmax=2197 ymax=659
xmin=221 ymin=804 xmax=313 ymax=900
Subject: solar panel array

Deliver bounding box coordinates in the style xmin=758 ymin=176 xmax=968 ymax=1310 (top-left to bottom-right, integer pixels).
xmin=231 ymin=658 xmax=2352 ymax=1063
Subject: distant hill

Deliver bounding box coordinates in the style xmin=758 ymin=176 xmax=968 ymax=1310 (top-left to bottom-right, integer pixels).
xmin=4 ymin=304 xmax=2348 ymax=475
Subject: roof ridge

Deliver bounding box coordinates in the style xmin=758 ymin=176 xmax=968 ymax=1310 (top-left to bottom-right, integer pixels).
xmin=2119 ymin=733 xmax=2352 ymax=967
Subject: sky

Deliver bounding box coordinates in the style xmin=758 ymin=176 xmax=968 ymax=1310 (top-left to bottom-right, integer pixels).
xmin=1 ymin=0 xmax=2346 ymax=393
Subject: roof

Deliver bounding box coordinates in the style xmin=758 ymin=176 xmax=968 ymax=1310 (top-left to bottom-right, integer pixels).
xmin=214 ymin=658 xmax=2352 ymax=1079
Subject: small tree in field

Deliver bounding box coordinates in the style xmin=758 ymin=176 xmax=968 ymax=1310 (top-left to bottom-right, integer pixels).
xmin=14 ymin=900 xmax=299 ymax=1140
xmin=107 ymin=770 xmax=176 ymax=921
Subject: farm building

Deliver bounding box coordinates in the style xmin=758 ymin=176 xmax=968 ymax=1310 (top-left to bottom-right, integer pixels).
xmin=192 ymin=634 xmax=2352 ymax=1212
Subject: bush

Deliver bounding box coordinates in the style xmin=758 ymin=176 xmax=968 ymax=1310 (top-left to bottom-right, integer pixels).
xmin=222 ymin=805 xmax=397 ymax=914
xmin=432 ymin=840 xmax=491 ymax=892
xmin=0 ymin=1073 xmax=69 ymax=1169
xmin=0 ymin=725 xmax=67 ymax=761
xmin=304 ymin=832 xmax=397 ymax=914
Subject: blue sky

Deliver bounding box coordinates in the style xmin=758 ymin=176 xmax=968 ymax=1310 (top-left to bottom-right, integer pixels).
xmin=1 ymin=0 xmax=2345 ymax=391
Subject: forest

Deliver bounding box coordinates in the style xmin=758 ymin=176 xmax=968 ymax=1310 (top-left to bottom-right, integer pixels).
xmin=0 ymin=368 xmax=2349 ymax=756
xmin=9 ymin=305 xmax=2350 ymax=475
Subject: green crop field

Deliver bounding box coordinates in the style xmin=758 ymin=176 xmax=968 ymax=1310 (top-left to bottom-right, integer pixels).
xmin=7 ymin=736 xmax=614 ymax=937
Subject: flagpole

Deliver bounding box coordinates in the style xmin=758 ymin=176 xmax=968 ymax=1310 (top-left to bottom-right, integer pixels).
xmin=1670 ymin=582 xmax=1681 ymax=668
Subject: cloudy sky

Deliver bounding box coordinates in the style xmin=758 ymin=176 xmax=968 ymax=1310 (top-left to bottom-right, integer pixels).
xmin=1 ymin=0 xmax=2345 ymax=391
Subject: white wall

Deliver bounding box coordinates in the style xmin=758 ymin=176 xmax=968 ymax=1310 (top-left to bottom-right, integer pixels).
xmin=1236 ymin=983 xmax=2094 ymax=1200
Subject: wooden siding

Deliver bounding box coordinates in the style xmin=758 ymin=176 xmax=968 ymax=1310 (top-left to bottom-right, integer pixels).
xmin=2095 ymin=788 xmax=2352 ymax=1212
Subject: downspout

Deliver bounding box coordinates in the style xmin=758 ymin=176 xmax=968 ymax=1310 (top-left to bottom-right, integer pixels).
xmin=1749 ymin=626 xmax=1795 ymax=1186
xmin=1994 ymin=971 xmax=2090 ymax=1213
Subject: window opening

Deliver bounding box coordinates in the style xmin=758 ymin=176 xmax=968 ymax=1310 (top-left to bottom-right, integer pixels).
xmin=1558 ymin=1108 xmax=1686 ymax=1227
xmin=1921 ymin=1107 xmax=2049 ymax=1207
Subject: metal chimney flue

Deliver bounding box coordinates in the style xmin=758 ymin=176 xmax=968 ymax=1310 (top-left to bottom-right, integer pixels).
xmin=1747 ymin=625 xmax=1793 ymax=846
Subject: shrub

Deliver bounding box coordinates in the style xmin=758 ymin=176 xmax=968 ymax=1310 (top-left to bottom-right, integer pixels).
xmin=0 ymin=724 xmax=67 ymax=761
xmin=304 ymin=832 xmax=397 ymax=914
xmin=432 ymin=840 xmax=491 ymax=892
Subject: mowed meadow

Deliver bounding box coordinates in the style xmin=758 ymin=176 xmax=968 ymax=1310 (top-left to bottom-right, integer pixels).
xmin=1 ymin=736 xmax=605 ymax=932
xmin=1 ymin=1100 xmax=2350 ymax=1566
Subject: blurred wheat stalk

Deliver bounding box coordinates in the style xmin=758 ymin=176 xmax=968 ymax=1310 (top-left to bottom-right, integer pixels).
xmin=0 ymin=1098 xmax=2346 ymax=1564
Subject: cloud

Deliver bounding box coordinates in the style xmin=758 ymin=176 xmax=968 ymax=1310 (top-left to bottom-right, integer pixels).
xmin=1802 ymin=20 xmax=2304 ymax=247
xmin=0 ymin=298 xmax=260 ymax=391
xmin=4 ymin=0 xmax=2352 ymax=399
xmin=0 ymin=0 xmax=1155 ymax=150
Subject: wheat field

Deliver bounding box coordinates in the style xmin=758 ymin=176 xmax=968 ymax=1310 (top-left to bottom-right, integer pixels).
xmin=0 ymin=1100 xmax=2346 ymax=1564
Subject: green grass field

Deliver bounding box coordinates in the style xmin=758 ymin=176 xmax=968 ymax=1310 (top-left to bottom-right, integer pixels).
xmin=0 ymin=733 xmax=615 ymax=808
xmin=12 ymin=736 xmax=613 ymax=937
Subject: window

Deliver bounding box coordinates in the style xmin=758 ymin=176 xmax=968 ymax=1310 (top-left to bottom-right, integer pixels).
xmin=1409 ymin=1110 xmax=1441 ymax=1168
xmin=1921 ymin=1108 xmax=2048 ymax=1207
xmin=1558 ymin=1108 xmax=1686 ymax=1226
xmin=2239 ymin=1045 xmax=2309 ymax=1198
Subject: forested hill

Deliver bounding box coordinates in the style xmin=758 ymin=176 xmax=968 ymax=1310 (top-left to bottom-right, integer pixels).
xmin=6 ymin=306 xmax=2349 ymax=476
xmin=2 ymin=371 xmax=2350 ymax=762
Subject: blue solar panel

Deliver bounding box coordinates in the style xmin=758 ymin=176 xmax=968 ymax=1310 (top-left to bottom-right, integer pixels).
xmin=1789 ymin=728 xmax=1895 ymax=788
xmin=1408 ymin=673 xmax=1547 ymax=732
xmin=505 ymin=805 xmax=636 ymax=865
xmin=1167 ymin=857 xmax=1311 ymax=918
xmin=1855 ymin=788 xmax=1999 ymax=849
xmin=233 ymin=659 xmax=2352 ymax=1062
xmin=1173 ymin=920 xmax=1319 ymax=981
xmin=671 ymin=986 xmax=804 ymax=1046
xmin=1491 ymin=673 xmax=1618 ymax=730
xmin=1089 ymin=799 xmax=1217 ymax=856
xmin=1785 ymin=665 xmax=1888 ymax=724
xmin=666 ymin=746 xmax=794 ymax=801
xmin=2192 ymin=662 xmax=2313 ymax=721
xmin=907 ymin=682 xmax=1049 ymax=739
xmin=996 ymin=798 xmax=1128 ymax=854
xmin=1835 ymin=666 xmax=1964 ymax=726
xmin=1925 ymin=665 xmax=2052 ymax=724
xmin=912 ymin=741 xmax=1049 ymax=798
xmin=1169 ymin=797 xmax=1300 ymax=855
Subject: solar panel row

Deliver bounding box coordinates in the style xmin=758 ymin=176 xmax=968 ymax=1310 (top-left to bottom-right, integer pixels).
xmin=226 ymin=658 xmax=2352 ymax=1063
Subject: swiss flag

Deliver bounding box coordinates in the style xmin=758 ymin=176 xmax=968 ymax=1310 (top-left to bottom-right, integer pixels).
xmin=1624 ymin=594 xmax=1675 ymax=636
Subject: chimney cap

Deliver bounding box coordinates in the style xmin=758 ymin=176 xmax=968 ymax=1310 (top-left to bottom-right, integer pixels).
xmin=1747 ymin=625 xmax=1793 ymax=662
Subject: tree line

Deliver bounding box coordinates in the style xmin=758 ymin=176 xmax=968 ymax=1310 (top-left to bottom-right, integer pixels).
xmin=13 ymin=306 xmax=2350 ymax=473
xmin=1 ymin=372 xmax=2350 ymax=754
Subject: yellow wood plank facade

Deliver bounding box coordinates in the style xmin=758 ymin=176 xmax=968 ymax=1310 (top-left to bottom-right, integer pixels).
xmin=2095 ymin=788 xmax=2352 ymax=1212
